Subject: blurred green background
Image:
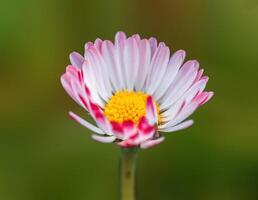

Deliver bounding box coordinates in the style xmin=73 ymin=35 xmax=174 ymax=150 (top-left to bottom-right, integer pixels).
xmin=1 ymin=0 xmax=258 ymax=199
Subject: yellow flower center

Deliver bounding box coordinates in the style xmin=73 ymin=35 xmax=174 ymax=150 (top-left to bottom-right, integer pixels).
xmin=104 ymin=91 xmax=161 ymax=124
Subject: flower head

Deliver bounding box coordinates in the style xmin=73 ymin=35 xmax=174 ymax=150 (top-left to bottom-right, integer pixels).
xmin=61 ymin=32 xmax=213 ymax=149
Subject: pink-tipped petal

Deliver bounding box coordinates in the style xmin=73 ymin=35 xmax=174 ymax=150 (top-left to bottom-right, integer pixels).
xmin=146 ymin=96 xmax=158 ymax=125
xmin=69 ymin=111 xmax=105 ymax=134
xmin=60 ymin=74 xmax=75 ymax=101
xmin=88 ymin=102 xmax=112 ymax=135
xmin=205 ymin=91 xmax=214 ymax=104
xmin=70 ymin=79 xmax=89 ymax=110
xmin=117 ymin=140 xmax=137 ymax=148
xmin=61 ymin=65 xmax=91 ymax=109
xmin=193 ymin=69 xmax=204 ymax=84
xmin=111 ymin=122 xmax=125 ymax=140
xmin=140 ymin=137 xmax=165 ymax=149
xmin=136 ymin=117 xmax=156 ymax=143
xmin=194 ymin=91 xmax=214 ymax=105
xmin=184 ymin=78 xmax=209 ymax=104
xmin=84 ymin=41 xmax=94 ymax=50
xmin=110 ymin=120 xmax=136 ymax=140
xmin=66 ymin=65 xmax=80 ymax=78
xmin=122 ymin=120 xmax=137 ymax=139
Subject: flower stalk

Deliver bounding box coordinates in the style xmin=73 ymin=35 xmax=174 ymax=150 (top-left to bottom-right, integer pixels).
xmin=120 ymin=147 xmax=138 ymax=200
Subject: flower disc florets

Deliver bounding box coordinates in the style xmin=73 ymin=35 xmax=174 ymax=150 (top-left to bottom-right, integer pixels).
xmin=104 ymin=91 xmax=161 ymax=125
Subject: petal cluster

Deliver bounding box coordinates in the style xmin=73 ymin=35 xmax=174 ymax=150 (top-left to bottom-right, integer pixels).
xmin=61 ymin=31 xmax=213 ymax=149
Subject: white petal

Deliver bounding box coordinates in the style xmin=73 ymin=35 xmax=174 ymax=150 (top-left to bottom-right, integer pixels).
xmin=140 ymin=137 xmax=165 ymax=149
xmin=91 ymin=135 xmax=116 ymax=143
xmin=69 ymin=111 xmax=105 ymax=134
xmin=124 ymin=37 xmax=139 ymax=90
xmin=85 ymin=47 xmax=113 ymax=101
xmin=161 ymin=99 xmax=186 ymax=124
xmin=134 ymin=39 xmax=151 ymax=91
xmin=101 ymin=40 xmax=121 ymax=91
xmin=114 ymin=32 xmax=127 ymax=90
xmin=160 ymin=60 xmax=198 ymax=110
xmin=132 ymin=34 xmax=141 ymax=42
xmin=94 ymin=38 xmax=103 ymax=51
xmin=82 ymin=61 xmax=105 ymax=108
xmin=159 ymin=120 xmax=193 ymax=132
xmin=160 ymin=102 xmax=198 ymax=129
xmin=69 ymin=52 xmax=84 ymax=68
xmin=146 ymin=43 xmax=170 ymax=94
xmin=149 ymin=37 xmax=158 ymax=56
xmin=154 ymin=50 xmax=186 ymax=100
xmin=161 ymin=77 xmax=208 ymax=122
xmin=115 ymin=31 xmax=127 ymax=43
xmin=93 ymin=39 xmax=116 ymax=94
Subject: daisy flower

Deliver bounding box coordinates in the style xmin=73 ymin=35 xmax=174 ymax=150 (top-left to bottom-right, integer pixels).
xmin=60 ymin=31 xmax=213 ymax=149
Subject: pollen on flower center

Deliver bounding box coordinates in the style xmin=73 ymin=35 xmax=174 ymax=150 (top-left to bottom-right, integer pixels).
xmin=104 ymin=91 xmax=161 ymax=124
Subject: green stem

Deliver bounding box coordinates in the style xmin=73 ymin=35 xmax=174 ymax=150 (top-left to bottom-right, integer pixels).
xmin=120 ymin=147 xmax=138 ymax=200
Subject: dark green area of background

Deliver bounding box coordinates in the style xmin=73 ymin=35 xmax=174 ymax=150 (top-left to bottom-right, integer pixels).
xmin=1 ymin=0 xmax=258 ymax=199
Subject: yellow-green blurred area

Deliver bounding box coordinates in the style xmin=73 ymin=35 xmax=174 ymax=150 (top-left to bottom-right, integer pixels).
xmin=1 ymin=0 xmax=258 ymax=199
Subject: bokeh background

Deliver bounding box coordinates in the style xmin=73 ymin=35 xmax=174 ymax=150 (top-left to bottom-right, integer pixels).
xmin=1 ymin=0 xmax=258 ymax=199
